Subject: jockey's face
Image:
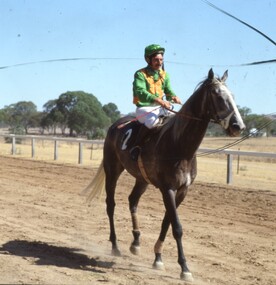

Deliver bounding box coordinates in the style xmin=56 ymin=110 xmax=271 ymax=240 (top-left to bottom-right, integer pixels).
xmin=150 ymin=53 xmax=163 ymax=70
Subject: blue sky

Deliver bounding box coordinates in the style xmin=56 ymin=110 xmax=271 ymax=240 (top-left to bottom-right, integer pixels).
xmin=0 ymin=0 xmax=275 ymax=115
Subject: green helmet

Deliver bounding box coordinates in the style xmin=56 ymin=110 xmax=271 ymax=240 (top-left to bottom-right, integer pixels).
xmin=144 ymin=44 xmax=165 ymax=58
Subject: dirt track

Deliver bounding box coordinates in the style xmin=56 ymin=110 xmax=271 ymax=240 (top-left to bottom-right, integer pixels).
xmin=0 ymin=156 xmax=275 ymax=285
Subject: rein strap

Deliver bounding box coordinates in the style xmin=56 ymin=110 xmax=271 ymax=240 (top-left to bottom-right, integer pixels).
xmin=164 ymin=106 xmax=203 ymax=121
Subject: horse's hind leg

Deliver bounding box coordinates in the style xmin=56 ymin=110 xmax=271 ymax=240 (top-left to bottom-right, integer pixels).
xmin=104 ymin=161 xmax=124 ymax=256
xmin=128 ymin=179 xmax=148 ymax=255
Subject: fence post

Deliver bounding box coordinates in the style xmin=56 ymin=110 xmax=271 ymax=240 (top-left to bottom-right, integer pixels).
xmin=227 ymin=154 xmax=233 ymax=184
xmin=78 ymin=142 xmax=83 ymax=164
xmin=237 ymin=148 xmax=240 ymax=174
xmin=11 ymin=135 xmax=16 ymax=155
xmin=31 ymin=138 xmax=35 ymax=158
xmin=54 ymin=140 xmax=58 ymax=160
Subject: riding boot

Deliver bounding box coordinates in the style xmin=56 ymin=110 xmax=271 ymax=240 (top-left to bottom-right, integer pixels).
xmin=130 ymin=125 xmax=149 ymax=161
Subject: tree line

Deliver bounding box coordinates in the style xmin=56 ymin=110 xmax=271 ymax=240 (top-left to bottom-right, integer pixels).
xmin=0 ymin=91 xmax=121 ymax=139
xmin=0 ymin=91 xmax=275 ymax=138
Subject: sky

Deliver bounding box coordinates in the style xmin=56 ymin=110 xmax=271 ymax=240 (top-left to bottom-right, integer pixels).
xmin=0 ymin=0 xmax=275 ymax=116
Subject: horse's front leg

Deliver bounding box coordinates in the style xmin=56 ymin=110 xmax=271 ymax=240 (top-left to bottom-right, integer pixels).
xmin=157 ymin=188 xmax=193 ymax=282
xmin=128 ymin=180 xmax=148 ymax=255
xmin=153 ymin=187 xmax=188 ymax=269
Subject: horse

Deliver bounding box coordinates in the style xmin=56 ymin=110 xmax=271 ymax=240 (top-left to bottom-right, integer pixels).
xmin=82 ymin=69 xmax=245 ymax=282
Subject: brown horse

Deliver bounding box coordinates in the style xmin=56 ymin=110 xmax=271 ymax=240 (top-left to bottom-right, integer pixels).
xmin=83 ymin=69 xmax=245 ymax=282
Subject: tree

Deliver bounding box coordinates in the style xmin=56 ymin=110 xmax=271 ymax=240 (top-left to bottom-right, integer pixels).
xmin=103 ymin=103 xmax=121 ymax=123
xmin=238 ymin=106 xmax=251 ymax=120
xmin=42 ymin=100 xmax=66 ymax=134
xmin=0 ymin=109 xmax=8 ymax=127
xmin=245 ymin=114 xmax=272 ymax=136
xmin=3 ymin=101 xmax=37 ymax=134
xmin=269 ymin=116 xmax=276 ymax=136
xmin=43 ymin=91 xmax=111 ymax=137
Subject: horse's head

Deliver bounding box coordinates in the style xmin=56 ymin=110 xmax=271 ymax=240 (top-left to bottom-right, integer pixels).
xmin=206 ymin=69 xmax=245 ymax=136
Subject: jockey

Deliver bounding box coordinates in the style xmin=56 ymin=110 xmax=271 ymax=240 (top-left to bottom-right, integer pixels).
xmin=130 ymin=44 xmax=182 ymax=160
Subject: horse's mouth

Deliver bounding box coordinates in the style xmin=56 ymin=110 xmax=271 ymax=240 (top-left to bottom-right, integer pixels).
xmin=226 ymin=123 xmax=246 ymax=137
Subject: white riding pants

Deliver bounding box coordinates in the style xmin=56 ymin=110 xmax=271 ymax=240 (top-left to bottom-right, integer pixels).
xmin=135 ymin=105 xmax=174 ymax=129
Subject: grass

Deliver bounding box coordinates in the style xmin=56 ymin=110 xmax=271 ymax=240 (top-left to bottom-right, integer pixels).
xmin=200 ymin=136 xmax=276 ymax=153
xmin=0 ymin=136 xmax=275 ymax=192
xmin=197 ymin=137 xmax=276 ymax=191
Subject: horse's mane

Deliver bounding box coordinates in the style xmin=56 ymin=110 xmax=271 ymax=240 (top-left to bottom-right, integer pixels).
xmin=157 ymin=75 xmax=224 ymax=144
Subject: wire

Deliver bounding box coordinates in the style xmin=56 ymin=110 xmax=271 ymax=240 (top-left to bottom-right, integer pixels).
xmin=0 ymin=57 xmax=140 ymax=70
xmin=0 ymin=57 xmax=275 ymax=71
xmin=202 ymin=0 xmax=276 ymax=46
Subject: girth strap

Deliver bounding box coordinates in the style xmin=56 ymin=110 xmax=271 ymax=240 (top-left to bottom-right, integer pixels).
xmin=137 ymin=154 xmax=152 ymax=185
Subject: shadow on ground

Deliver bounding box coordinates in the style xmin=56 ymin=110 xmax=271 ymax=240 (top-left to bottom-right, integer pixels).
xmin=0 ymin=239 xmax=114 ymax=273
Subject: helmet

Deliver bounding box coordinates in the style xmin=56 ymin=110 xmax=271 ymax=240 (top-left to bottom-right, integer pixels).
xmin=144 ymin=44 xmax=165 ymax=58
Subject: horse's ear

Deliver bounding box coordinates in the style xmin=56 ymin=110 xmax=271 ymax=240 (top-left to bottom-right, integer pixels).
xmin=221 ymin=70 xmax=228 ymax=82
xmin=208 ymin=68 xmax=214 ymax=80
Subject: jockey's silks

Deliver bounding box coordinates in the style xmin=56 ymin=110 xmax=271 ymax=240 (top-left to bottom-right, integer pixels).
xmin=133 ymin=66 xmax=176 ymax=107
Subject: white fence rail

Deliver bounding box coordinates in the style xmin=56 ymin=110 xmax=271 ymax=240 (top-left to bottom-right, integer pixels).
xmin=1 ymin=134 xmax=276 ymax=185
xmin=0 ymin=134 xmax=104 ymax=164
xmin=197 ymin=148 xmax=276 ymax=184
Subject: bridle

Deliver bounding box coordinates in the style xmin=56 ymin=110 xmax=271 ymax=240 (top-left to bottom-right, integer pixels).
xmin=207 ymin=86 xmax=235 ymax=129
xmin=165 ymin=81 xmax=235 ymax=127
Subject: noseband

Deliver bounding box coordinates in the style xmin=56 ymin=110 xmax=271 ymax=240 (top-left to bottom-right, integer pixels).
xmin=207 ymin=82 xmax=235 ymax=128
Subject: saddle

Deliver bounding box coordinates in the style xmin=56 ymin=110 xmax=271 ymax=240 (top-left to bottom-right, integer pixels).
xmin=120 ymin=115 xmax=169 ymax=153
xmin=119 ymin=116 xmax=170 ymax=184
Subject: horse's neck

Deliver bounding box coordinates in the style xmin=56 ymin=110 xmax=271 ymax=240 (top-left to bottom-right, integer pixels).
xmin=170 ymin=92 xmax=209 ymax=159
xmin=174 ymin=117 xmax=208 ymax=154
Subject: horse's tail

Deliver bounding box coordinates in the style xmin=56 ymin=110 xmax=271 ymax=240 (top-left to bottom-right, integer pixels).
xmin=81 ymin=160 xmax=105 ymax=203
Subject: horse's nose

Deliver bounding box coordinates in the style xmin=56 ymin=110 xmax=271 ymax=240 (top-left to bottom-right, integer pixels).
xmin=232 ymin=123 xmax=246 ymax=132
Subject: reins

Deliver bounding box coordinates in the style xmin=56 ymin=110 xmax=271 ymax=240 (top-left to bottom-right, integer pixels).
xmin=197 ymin=114 xmax=276 ymax=157
xmin=165 ymin=105 xmax=203 ymax=121
xmin=166 ymin=105 xmax=276 ymax=157
xmin=117 ymin=102 xmax=275 ymax=158
xmin=117 ymin=104 xmax=203 ymax=130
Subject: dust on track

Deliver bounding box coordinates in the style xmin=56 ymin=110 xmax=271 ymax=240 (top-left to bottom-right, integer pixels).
xmin=0 ymin=156 xmax=275 ymax=285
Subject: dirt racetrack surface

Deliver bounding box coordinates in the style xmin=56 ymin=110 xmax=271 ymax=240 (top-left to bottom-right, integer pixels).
xmin=0 ymin=156 xmax=275 ymax=285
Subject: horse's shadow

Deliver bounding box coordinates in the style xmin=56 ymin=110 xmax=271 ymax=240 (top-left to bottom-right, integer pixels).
xmin=0 ymin=239 xmax=114 ymax=273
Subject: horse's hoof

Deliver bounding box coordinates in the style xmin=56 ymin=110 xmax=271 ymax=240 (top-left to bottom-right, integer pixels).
xmin=152 ymin=260 xmax=165 ymax=270
xmin=112 ymin=248 xmax=121 ymax=257
xmin=180 ymin=271 xmax=194 ymax=283
xmin=129 ymin=244 xmax=140 ymax=255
